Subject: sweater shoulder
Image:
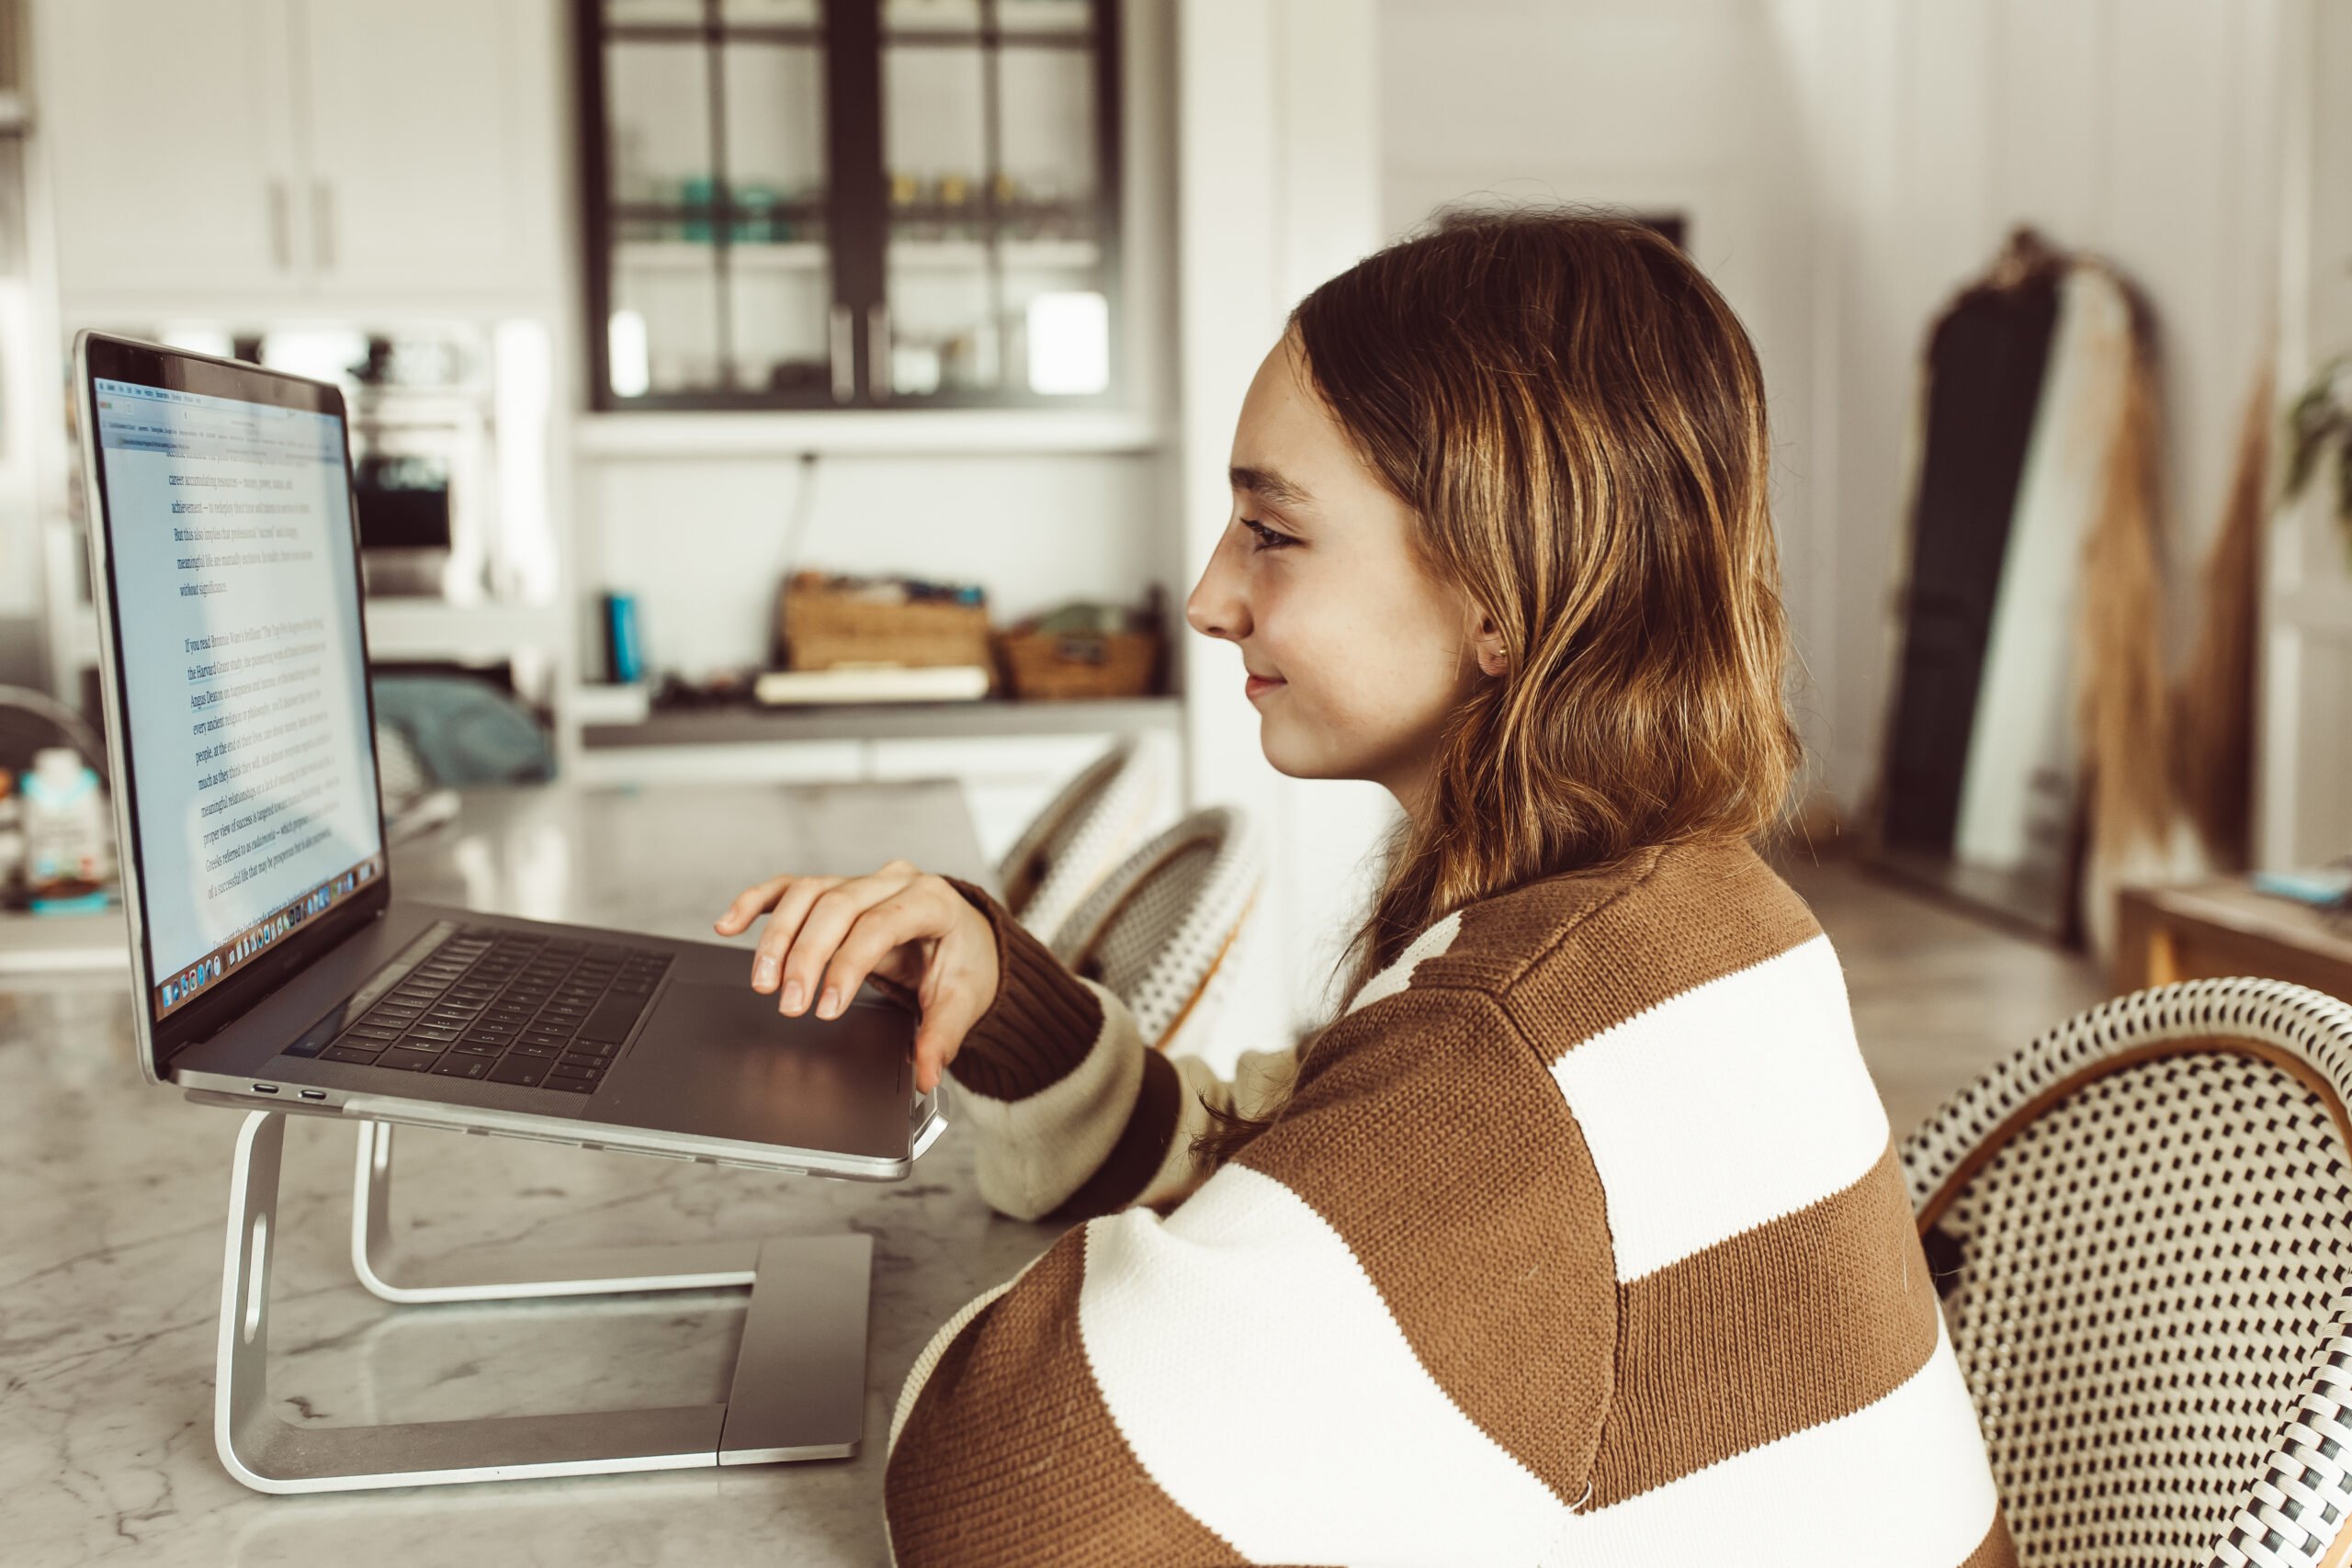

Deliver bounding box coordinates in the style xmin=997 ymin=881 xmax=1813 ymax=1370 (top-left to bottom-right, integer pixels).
xmin=1406 ymin=839 xmax=1826 ymax=1040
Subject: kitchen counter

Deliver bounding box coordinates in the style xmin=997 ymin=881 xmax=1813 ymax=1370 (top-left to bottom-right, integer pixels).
xmin=0 ymin=779 xmax=1058 ymax=1566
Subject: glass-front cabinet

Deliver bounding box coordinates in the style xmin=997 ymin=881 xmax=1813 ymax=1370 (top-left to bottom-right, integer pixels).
xmin=579 ymin=0 xmax=1121 ymax=410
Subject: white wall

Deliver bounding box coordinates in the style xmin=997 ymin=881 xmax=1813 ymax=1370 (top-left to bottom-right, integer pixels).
xmin=2264 ymin=0 xmax=2352 ymax=869
xmin=1378 ymin=0 xmax=2288 ymax=821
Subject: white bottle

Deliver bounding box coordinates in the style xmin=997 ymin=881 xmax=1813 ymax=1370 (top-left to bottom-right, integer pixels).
xmin=22 ymin=747 xmax=114 ymax=903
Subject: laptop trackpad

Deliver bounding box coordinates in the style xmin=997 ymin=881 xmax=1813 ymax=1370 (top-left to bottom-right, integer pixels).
xmin=582 ymin=980 xmax=912 ymax=1160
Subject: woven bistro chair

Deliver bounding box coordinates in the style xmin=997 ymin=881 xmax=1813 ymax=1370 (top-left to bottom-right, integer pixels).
xmin=1048 ymin=806 xmax=1258 ymax=1057
xmin=997 ymin=735 xmax=1172 ymax=941
xmin=1902 ymin=977 xmax=2352 ymax=1567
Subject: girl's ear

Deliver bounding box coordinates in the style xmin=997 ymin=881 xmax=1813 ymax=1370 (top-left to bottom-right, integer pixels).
xmin=1468 ymin=606 xmax=1510 ymax=678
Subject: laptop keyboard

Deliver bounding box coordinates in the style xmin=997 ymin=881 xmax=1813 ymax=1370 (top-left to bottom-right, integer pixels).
xmin=285 ymin=925 xmax=673 ymax=1093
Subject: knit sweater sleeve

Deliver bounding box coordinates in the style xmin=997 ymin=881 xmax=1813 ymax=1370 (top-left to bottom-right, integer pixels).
xmin=934 ymin=877 xmax=1297 ymax=1224
xmin=884 ymin=963 xmax=1618 ymax=1566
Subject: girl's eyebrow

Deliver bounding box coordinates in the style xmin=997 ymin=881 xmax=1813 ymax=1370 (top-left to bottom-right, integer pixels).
xmin=1229 ymin=465 xmax=1314 ymax=509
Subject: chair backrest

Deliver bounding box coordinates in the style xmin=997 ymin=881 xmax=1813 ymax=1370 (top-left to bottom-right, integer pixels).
xmin=996 ymin=734 xmax=1170 ymax=941
xmin=1901 ymin=977 xmax=2352 ymax=1568
xmin=1049 ymin=805 xmax=1256 ymax=1055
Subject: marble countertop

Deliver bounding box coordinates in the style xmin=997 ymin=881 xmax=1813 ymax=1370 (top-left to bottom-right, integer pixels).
xmin=0 ymin=781 xmax=1061 ymax=1566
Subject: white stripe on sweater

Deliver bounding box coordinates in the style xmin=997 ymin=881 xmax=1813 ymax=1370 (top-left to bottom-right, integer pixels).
xmin=948 ymin=976 xmax=1141 ymax=1221
xmin=1343 ymin=909 xmax=1464 ymax=1016
xmin=1548 ymin=933 xmax=1889 ymax=1281
xmin=1076 ymin=1162 xmax=1568 ymax=1567
xmin=1544 ymin=1315 xmax=2000 ymax=1566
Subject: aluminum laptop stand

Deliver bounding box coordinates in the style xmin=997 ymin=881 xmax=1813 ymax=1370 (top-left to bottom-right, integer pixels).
xmin=216 ymin=1111 xmax=872 ymax=1494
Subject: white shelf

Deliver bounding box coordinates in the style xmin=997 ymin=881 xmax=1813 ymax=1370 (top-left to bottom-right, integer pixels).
xmin=573 ymin=407 xmax=1159 ymax=457
xmin=889 ymin=239 xmax=1102 ymax=271
xmin=616 ymin=239 xmax=829 ymax=273
xmin=612 ymin=238 xmax=1102 ymax=273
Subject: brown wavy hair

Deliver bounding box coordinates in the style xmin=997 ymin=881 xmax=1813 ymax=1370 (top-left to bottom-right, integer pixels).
xmin=1197 ymin=208 xmax=1803 ymax=1164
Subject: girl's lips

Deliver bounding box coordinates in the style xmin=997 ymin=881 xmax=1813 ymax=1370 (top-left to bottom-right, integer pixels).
xmin=1245 ymin=674 xmax=1284 ymax=700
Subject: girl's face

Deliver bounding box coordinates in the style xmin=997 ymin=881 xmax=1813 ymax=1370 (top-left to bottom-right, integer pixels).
xmin=1186 ymin=336 xmax=1498 ymax=816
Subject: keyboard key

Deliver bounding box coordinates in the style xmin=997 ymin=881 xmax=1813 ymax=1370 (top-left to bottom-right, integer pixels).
xmin=489 ymin=1057 xmax=549 ymax=1087
xmin=560 ymin=1051 xmax=607 ymax=1068
xmin=323 ymin=1045 xmax=382 ymax=1065
xmin=452 ymin=1040 xmax=505 ymax=1057
xmin=511 ymin=1043 xmax=563 ymax=1059
xmin=541 ymin=1075 xmax=597 ymax=1093
xmin=432 ymin=1055 xmax=493 ymax=1078
xmin=379 ymin=1050 xmax=441 ymax=1072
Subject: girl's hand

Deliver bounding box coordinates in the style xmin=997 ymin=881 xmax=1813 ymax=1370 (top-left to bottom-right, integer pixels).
xmin=712 ymin=859 xmax=1000 ymax=1094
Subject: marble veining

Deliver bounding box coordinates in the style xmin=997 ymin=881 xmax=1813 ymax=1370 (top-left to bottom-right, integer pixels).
xmin=0 ymin=781 xmax=1061 ymax=1566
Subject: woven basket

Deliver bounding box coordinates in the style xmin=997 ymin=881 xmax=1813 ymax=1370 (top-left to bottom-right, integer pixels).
xmin=996 ymin=626 xmax=1160 ymax=701
xmin=780 ymin=582 xmax=990 ymax=671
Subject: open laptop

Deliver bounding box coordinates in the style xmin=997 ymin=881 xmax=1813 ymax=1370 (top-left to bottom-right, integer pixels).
xmin=74 ymin=331 xmax=943 ymax=1180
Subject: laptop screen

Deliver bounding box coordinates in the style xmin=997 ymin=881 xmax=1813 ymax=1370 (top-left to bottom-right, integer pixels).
xmin=86 ymin=349 xmax=387 ymax=1033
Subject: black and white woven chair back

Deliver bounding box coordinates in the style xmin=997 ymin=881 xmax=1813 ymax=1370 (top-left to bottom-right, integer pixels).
xmin=1901 ymin=977 xmax=2352 ymax=1568
xmin=996 ymin=735 xmax=1170 ymax=942
xmin=1048 ymin=805 xmax=1257 ymax=1056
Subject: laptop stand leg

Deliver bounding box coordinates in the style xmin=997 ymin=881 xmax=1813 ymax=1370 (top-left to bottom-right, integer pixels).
xmin=351 ymin=1119 xmax=759 ymax=1303
xmin=217 ymin=1111 xmax=871 ymax=1495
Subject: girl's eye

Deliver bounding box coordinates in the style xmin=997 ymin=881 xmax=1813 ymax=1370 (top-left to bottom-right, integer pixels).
xmin=1241 ymin=518 xmax=1295 ymax=551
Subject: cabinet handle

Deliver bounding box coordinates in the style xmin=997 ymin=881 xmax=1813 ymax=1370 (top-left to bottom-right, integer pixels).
xmin=829 ymin=305 xmax=854 ymax=403
xmin=311 ymin=180 xmax=334 ymax=270
xmin=867 ymin=304 xmax=891 ymax=403
xmin=267 ymin=180 xmax=291 ymax=271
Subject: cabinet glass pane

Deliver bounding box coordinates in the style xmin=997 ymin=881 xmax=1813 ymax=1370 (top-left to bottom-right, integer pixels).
xmin=611 ymin=225 xmax=722 ymax=397
xmin=997 ymin=0 xmax=1091 ymax=36
xmin=605 ymin=41 xmax=713 ymax=206
xmin=997 ymin=44 xmax=1096 ymax=221
xmin=885 ymin=244 xmax=990 ymax=395
xmin=882 ymin=39 xmax=984 ymax=209
xmin=881 ymin=0 xmax=983 ymax=34
xmin=729 ymin=240 xmax=835 ymax=394
xmin=719 ymin=0 xmax=820 ymax=23
xmin=605 ymin=0 xmax=704 ymax=25
xmin=721 ymin=41 xmax=827 ymax=203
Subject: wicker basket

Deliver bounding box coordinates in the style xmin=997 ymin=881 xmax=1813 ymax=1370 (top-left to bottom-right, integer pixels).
xmin=996 ymin=626 xmax=1161 ymax=701
xmin=779 ymin=581 xmax=991 ymax=671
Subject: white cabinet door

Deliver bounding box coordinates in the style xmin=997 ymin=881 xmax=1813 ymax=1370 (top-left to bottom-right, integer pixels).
xmin=42 ymin=0 xmax=301 ymax=299
xmin=296 ymin=0 xmax=550 ymax=299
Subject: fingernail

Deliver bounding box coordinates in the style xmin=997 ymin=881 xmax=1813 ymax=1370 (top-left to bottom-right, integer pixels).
xmin=817 ymin=987 xmax=839 ymax=1019
xmin=753 ymin=957 xmax=776 ymax=989
xmin=780 ymin=978 xmax=804 ymax=1013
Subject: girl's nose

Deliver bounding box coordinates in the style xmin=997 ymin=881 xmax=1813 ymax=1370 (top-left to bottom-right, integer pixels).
xmin=1185 ymin=531 xmax=1250 ymax=641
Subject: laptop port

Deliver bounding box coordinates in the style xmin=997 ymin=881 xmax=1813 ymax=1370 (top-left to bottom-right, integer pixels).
xmin=298 ymin=1089 xmax=327 ymax=1101
xmin=251 ymin=1083 xmax=279 ymax=1094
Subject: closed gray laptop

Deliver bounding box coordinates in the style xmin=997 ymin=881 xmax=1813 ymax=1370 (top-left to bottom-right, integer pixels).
xmin=74 ymin=331 xmax=942 ymax=1179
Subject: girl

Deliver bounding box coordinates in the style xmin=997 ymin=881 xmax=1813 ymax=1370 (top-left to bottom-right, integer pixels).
xmin=716 ymin=211 xmax=2010 ymax=1566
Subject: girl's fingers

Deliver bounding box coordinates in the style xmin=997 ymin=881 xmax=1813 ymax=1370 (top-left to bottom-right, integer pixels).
xmin=910 ymin=920 xmax=990 ymax=1093
xmin=774 ymin=867 xmax=920 ymax=1014
xmin=747 ymin=875 xmax=843 ymax=998
xmin=816 ymin=889 xmax=952 ymax=1021
xmin=713 ymin=874 xmax=796 ymax=935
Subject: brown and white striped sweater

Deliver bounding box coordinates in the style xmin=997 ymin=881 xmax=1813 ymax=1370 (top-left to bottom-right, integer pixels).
xmin=885 ymin=839 xmax=2015 ymax=1566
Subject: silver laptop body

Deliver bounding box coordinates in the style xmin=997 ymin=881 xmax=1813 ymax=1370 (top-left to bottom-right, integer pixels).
xmin=75 ymin=332 xmax=942 ymax=1180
